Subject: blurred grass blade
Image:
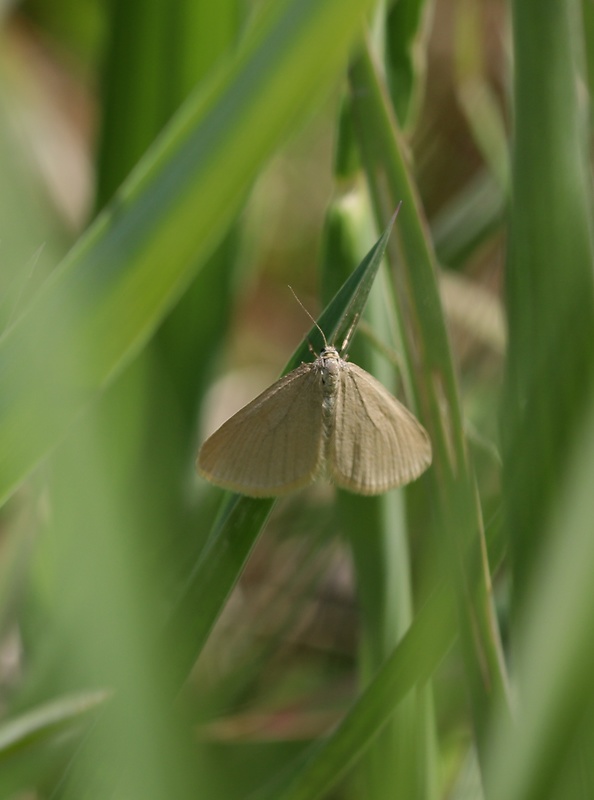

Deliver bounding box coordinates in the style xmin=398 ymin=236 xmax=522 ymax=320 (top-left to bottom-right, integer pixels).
xmin=454 ymin=0 xmax=509 ymax=190
xmin=321 ymin=191 xmax=438 ymax=798
xmin=96 ymin=1 xmax=243 ymax=208
xmin=503 ymin=0 xmax=594 ymax=606
xmin=0 ymin=519 xmax=34 ymax=642
xmin=95 ymin=1 xmax=176 ymax=208
xmin=431 ymin=170 xmax=504 ymax=268
xmin=489 ymin=4 xmax=594 ymax=793
xmin=309 ymin=206 xmax=399 ymax=355
xmin=348 ymin=35 xmax=510 ymax=754
xmin=167 ymin=213 xmax=399 ymax=683
xmin=386 ymin=0 xmax=432 ymax=129
xmin=486 ymin=403 xmax=594 ymax=800
xmin=0 ymin=690 xmax=109 ymax=758
xmin=251 ymin=583 xmax=455 ymax=800
xmin=0 ymin=0 xmax=377 ymax=507
xmin=54 ymin=214 xmax=401 ymax=798
xmin=165 ymin=494 xmax=275 ymax=686
xmin=0 ymin=691 xmax=109 ymax=797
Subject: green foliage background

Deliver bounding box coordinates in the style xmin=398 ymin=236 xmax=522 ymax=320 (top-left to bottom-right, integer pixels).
xmin=1 ymin=0 xmax=594 ymax=798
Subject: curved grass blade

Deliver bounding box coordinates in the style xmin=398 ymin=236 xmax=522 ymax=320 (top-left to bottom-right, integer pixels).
xmin=166 ymin=213 xmax=399 ymax=685
xmin=283 ymin=206 xmax=400 ymax=369
xmin=0 ymin=0 xmax=377 ymax=508
xmin=348 ymin=36 xmax=511 ymax=759
xmin=0 ymin=691 xmax=109 ymax=797
xmin=503 ymin=0 xmax=594 ymax=604
xmin=0 ymin=691 xmax=109 ymax=758
xmin=50 ymin=214 xmax=401 ymax=799
xmin=248 ymin=583 xmax=455 ymax=800
xmin=320 ymin=190 xmax=437 ymax=797
xmin=486 ymin=405 xmax=594 ymax=800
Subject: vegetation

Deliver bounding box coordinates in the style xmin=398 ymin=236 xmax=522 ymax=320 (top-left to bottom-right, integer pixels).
xmin=0 ymin=0 xmax=593 ymax=798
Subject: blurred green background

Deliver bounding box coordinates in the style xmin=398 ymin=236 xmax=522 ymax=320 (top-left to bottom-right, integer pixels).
xmin=1 ymin=0 xmax=594 ymax=798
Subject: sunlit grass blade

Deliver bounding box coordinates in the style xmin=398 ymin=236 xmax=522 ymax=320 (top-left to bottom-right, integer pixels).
xmin=95 ymin=1 xmax=243 ymax=208
xmin=486 ymin=404 xmax=594 ymax=800
xmin=250 ymin=583 xmax=455 ymax=800
xmin=0 ymin=691 xmax=109 ymax=798
xmin=0 ymin=0 xmax=377 ymax=508
xmin=348 ymin=34 xmax=510 ymax=757
xmin=168 ymin=213 xmax=399 ymax=683
xmin=453 ymin=0 xmax=509 ymax=191
xmin=386 ymin=0 xmax=432 ymax=129
xmin=431 ymin=170 xmax=504 ymax=268
xmin=51 ymin=214 xmax=402 ymax=798
xmin=0 ymin=690 xmax=108 ymax=758
xmin=0 ymin=520 xmax=34 ymax=643
xmin=300 ymin=206 xmax=399 ymax=356
xmin=486 ymin=4 xmax=594 ymax=794
xmin=502 ymin=0 xmax=594 ymax=607
xmin=320 ymin=190 xmax=438 ymax=798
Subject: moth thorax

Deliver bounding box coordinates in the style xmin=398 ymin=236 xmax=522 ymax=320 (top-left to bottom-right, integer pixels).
xmin=318 ymin=348 xmax=341 ymax=393
xmin=317 ymin=349 xmax=340 ymax=448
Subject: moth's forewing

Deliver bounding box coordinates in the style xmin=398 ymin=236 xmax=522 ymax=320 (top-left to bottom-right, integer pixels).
xmin=328 ymin=363 xmax=432 ymax=495
xmin=197 ymin=364 xmax=325 ymax=497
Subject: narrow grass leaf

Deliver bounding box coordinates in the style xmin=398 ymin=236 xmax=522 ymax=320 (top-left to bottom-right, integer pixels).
xmin=250 ymin=583 xmax=455 ymax=800
xmin=166 ymin=215 xmax=398 ymax=683
xmin=348 ymin=36 xmax=510 ymax=755
xmin=0 ymin=0 xmax=377 ymax=507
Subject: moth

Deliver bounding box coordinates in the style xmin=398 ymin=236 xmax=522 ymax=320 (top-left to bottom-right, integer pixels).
xmin=197 ymin=305 xmax=432 ymax=497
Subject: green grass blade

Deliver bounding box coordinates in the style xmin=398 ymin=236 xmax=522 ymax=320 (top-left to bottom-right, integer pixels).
xmin=251 ymin=583 xmax=455 ymax=800
xmin=486 ymin=404 xmax=594 ymax=800
xmin=168 ymin=214 xmax=398 ymax=683
xmin=321 ymin=191 xmax=438 ymax=799
xmin=308 ymin=206 xmax=399 ymax=354
xmin=431 ymin=170 xmax=504 ymax=268
xmin=0 ymin=0 xmax=377 ymax=507
xmin=348 ymin=35 xmax=510 ymax=756
xmin=485 ymin=4 xmax=594 ymax=794
xmin=95 ymin=1 xmax=243 ymax=208
xmin=0 ymin=691 xmax=109 ymax=797
xmin=0 ymin=690 xmax=108 ymax=758
xmin=91 ymin=2 xmax=245 ymax=656
xmin=165 ymin=494 xmax=275 ymax=686
xmin=47 ymin=214 xmax=400 ymax=799
xmin=94 ymin=1 xmax=173 ymax=208
xmin=503 ymin=0 xmax=594 ymax=607
xmin=386 ymin=0 xmax=432 ymax=129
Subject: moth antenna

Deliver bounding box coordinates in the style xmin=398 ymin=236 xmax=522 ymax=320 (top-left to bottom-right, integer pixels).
xmin=288 ymin=285 xmax=328 ymax=349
